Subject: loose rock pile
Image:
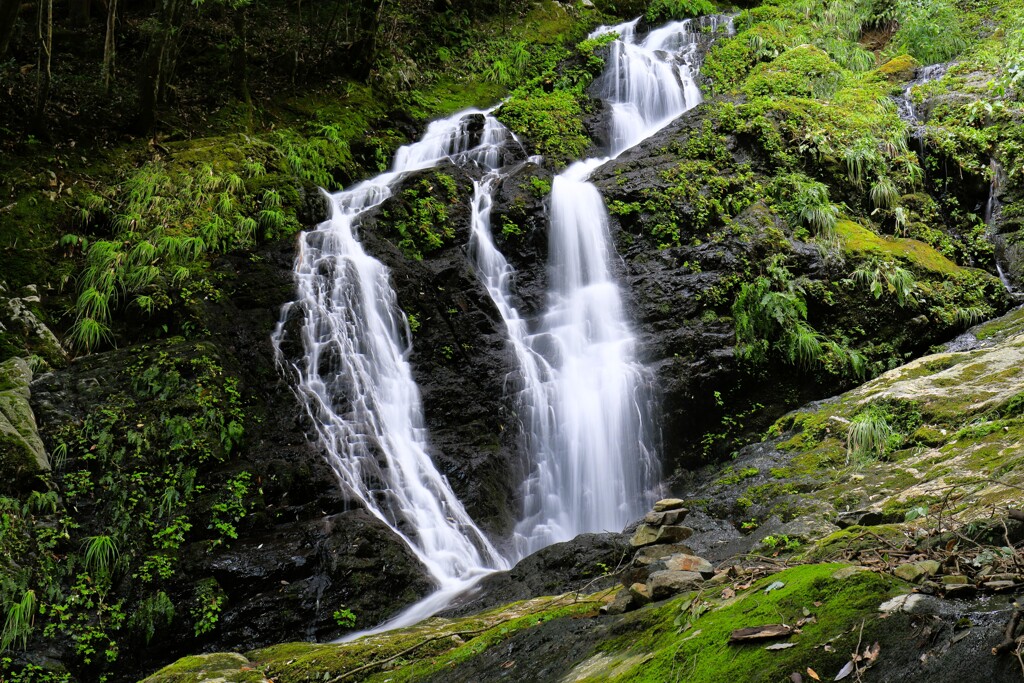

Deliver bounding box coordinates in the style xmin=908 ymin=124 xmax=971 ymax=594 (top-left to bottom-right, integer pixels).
xmin=602 ymin=498 xmax=718 ymax=614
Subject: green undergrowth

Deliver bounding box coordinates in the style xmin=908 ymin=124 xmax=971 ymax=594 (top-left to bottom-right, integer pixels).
xmin=569 ymin=564 xmax=903 ymax=683
xmin=1 ymin=342 xmax=257 ymax=680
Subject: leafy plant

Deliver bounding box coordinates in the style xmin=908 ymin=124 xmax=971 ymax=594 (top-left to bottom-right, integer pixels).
xmin=333 ymin=607 xmax=357 ymax=628
xmin=849 ymin=258 xmax=917 ymax=307
xmin=646 ymin=0 xmax=716 ymax=22
xmin=83 ymin=535 xmax=120 ymax=579
xmin=891 ymin=0 xmax=968 ymax=65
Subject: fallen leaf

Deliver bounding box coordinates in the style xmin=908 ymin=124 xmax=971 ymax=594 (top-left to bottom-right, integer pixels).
xmin=790 ymin=674 xmax=803 ymax=683
xmin=681 ymin=629 xmax=702 ymax=642
xmin=834 ymin=660 xmax=855 ymax=680
xmin=863 ymin=642 xmax=881 ymax=662
xmin=765 ymin=643 xmax=797 ymax=650
xmin=722 ymin=588 xmax=736 ymax=599
xmin=802 ymin=607 xmax=811 ymax=617
xmin=807 ymin=667 xmax=820 ymax=680
xmin=764 ymin=581 xmax=786 ymax=593
xmin=730 ymin=624 xmax=794 ymax=642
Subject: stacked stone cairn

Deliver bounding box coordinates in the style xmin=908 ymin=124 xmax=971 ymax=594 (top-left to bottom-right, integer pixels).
xmin=602 ymin=498 xmax=717 ymax=615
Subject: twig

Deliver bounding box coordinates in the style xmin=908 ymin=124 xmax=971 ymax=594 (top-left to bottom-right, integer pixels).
xmin=992 ymin=599 xmax=1023 ymax=656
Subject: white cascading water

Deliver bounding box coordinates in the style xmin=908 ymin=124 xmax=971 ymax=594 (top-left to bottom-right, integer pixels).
xmin=511 ymin=16 xmax=733 ymax=556
xmin=272 ymin=109 xmax=515 ymax=635
xmin=274 ymin=13 xmax=734 ymax=634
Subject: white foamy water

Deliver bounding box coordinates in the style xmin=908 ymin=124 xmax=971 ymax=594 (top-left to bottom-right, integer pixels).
xmin=511 ymin=16 xmax=733 ymax=556
xmin=273 ymin=109 xmax=514 ymax=634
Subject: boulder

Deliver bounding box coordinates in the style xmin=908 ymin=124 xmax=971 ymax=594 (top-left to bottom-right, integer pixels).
xmin=629 ymin=524 xmax=693 ymax=547
xmin=0 ymin=357 xmax=48 ymax=488
xmin=663 ymin=553 xmax=714 ymax=578
xmin=647 ymin=570 xmax=703 ymax=600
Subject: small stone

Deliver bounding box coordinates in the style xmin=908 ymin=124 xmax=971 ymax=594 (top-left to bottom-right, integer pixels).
xmin=653 ymin=498 xmax=686 ymax=512
xmin=647 ymin=570 xmax=703 ymax=600
xmin=878 ymin=594 xmax=923 ymax=613
xmin=942 ymin=575 xmax=969 ymax=585
xmin=629 ymin=524 xmax=693 ymax=547
xmin=895 ymin=564 xmax=926 ymax=583
xmin=832 ymin=566 xmax=871 ymax=580
xmin=629 ymin=582 xmax=651 ymax=602
xmin=643 ymin=508 xmax=688 ymax=525
xmin=633 ymin=544 xmax=694 ymax=566
xmin=600 ymin=589 xmax=636 ymax=615
xmin=664 ymin=554 xmax=714 ymax=578
xmin=706 ymin=571 xmax=731 ymax=586
xmin=629 ymin=524 xmax=660 ymax=547
xmin=894 ymin=560 xmax=940 ymax=583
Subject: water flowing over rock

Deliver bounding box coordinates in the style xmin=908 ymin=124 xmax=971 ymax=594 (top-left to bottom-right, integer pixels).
xmin=273 ymin=109 xmax=514 ymax=632
xmin=511 ymin=16 xmax=733 ymax=557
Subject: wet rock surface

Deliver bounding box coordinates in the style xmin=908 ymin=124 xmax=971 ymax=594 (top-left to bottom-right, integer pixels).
xmin=442 ymin=532 xmax=631 ymax=618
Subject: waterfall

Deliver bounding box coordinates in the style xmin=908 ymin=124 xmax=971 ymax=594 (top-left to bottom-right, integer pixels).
xmin=275 ymin=12 xmax=735 ymax=633
xmin=511 ymin=16 xmax=733 ymax=556
xmin=894 ymin=63 xmax=947 ymax=166
xmin=273 ymin=109 xmax=515 ymax=634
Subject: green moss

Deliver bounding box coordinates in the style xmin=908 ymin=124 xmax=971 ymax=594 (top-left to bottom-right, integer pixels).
xmin=250 ymin=593 xmax=610 ymax=683
xmin=141 ymin=653 xmax=265 ymax=683
xmin=496 ymin=88 xmax=592 ymax=166
xmin=876 ymin=55 xmax=920 ymax=81
xmin=571 ymin=564 xmax=903 ymax=683
xmin=714 ymin=466 xmax=760 ymax=486
xmin=835 ymin=220 xmax=962 ymax=276
xmin=744 ymin=46 xmax=845 ymax=100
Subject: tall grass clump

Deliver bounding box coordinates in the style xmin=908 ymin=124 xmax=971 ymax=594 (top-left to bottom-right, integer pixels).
xmin=846 ymin=406 xmax=895 ymax=464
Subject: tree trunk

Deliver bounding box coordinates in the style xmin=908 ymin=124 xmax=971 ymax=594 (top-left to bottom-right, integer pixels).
xmin=136 ymin=0 xmax=183 ymax=132
xmin=101 ymin=0 xmax=116 ymax=93
xmin=0 ymin=0 xmax=20 ymax=59
xmin=68 ymin=0 xmax=90 ymax=27
xmin=34 ymin=0 xmax=53 ymax=137
xmin=231 ymin=7 xmax=252 ymax=129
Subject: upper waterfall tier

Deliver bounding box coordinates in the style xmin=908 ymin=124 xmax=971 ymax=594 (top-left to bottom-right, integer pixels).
xmin=510 ymin=15 xmax=733 ymax=557
xmin=273 ymin=109 xmax=516 ymax=598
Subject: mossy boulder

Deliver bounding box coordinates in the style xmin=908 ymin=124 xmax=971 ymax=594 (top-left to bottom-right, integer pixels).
xmin=877 ymin=55 xmax=920 ymax=82
xmin=140 ymin=653 xmax=266 ymax=683
xmin=0 ymin=357 xmax=48 ymax=488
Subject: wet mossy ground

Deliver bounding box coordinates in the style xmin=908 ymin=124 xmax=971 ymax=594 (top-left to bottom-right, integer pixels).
xmin=145 ymin=565 xmax=905 ymax=683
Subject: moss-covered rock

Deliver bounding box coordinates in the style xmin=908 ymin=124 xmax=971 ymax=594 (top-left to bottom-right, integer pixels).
xmin=140 ymin=653 xmax=266 ymax=683
xmin=0 ymin=356 xmax=48 ymax=488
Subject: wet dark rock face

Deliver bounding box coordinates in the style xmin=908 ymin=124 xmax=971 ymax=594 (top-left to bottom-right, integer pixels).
xmin=442 ymin=532 xmax=631 ymax=618
xmin=29 ymin=237 xmax=433 ymax=674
